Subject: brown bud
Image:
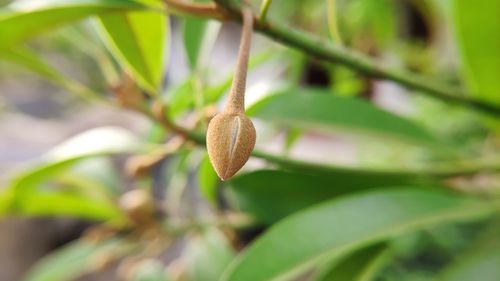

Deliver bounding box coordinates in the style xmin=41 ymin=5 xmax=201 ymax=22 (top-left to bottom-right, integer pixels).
xmin=206 ymin=113 xmax=256 ymax=180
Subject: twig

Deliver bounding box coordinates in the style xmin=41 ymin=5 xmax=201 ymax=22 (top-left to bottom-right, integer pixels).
xmin=137 ymin=104 xmax=500 ymax=180
xmin=208 ymin=0 xmax=500 ymax=118
xmin=162 ymin=0 xmax=227 ymax=19
xmin=326 ymin=0 xmax=343 ymax=45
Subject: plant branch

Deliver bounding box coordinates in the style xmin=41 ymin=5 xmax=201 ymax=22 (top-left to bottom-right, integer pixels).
xmin=326 ymin=0 xmax=343 ymax=44
xmin=162 ymin=0 xmax=227 ymax=19
xmin=141 ymin=101 xmax=500 ymax=180
xmin=208 ymin=0 xmax=500 ymax=118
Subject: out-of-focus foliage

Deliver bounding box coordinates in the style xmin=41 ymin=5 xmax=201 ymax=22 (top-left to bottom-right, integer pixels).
xmin=0 ymin=0 xmax=500 ymax=281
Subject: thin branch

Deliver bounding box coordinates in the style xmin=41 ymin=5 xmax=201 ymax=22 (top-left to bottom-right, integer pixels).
xmin=209 ymin=0 xmax=500 ymax=118
xmin=326 ymin=0 xmax=343 ymax=45
xmin=162 ymin=0 xmax=227 ymax=19
xmin=138 ymin=102 xmax=500 ymax=180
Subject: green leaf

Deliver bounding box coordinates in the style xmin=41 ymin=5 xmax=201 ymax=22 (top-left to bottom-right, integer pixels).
xmin=247 ymin=89 xmax=439 ymax=145
xmin=437 ymin=227 xmax=500 ymax=281
xmin=222 ymin=189 xmax=494 ymax=281
xmin=452 ymin=0 xmax=500 ymax=105
xmin=98 ymin=0 xmax=167 ymax=93
xmin=313 ymin=243 xmax=389 ymax=281
xmin=198 ymin=153 xmax=219 ymax=205
xmin=0 ymin=0 xmax=147 ymax=49
xmin=166 ymin=77 xmax=195 ymax=118
xmin=346 ymin=0 xmax=397 ymax=46
xmin=227 ymin=170 xmax=435 ymax=224
xmin=185 ymin=228 xmax=236 ymax=281
xmin=23 ymin=238 xmax=133 ymax=281
xmin=22 ymin=192 xmax=122 ymax=220
xmin=132 ymin=259 xmax=171 ymax=281
xmin=0 ymin=47 xmax=100 ymax=102
xmin=1 ymin=127 xmax=140 ymax=221
xmin=183 ymin=17 xmax=207 ymax=69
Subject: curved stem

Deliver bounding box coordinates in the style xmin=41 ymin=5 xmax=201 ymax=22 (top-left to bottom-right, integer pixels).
xmin=162 ymin=0 xmax=227 ymax=19
xmin=326 ymin=0 xmax=343 ymax=45
xmin=212 ymin=0 xmax=500 ymax=118
xmin=259 ymin=0 xmax=273 ymax=22
xmin=224 ymin=6 xmax=253 ymax=114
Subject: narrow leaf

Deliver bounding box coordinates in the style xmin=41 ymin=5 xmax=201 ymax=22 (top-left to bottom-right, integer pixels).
xmin=313 ymin=243 xmax=389 ymax=281
xmin=452 ymin=0 xmax=500 ymax=105
xmin=0 ymin=0 xmax=147 ymax=49
xmin=183 ymin=17 xmax=207 ymax=69
xmin=98 ymin=1 xmax=168 ymax=93
xmin=185 ymin=228 xmax=235 ymax=281
xmin=198 ymin=153 xmax=219 ymax=205
xmin=23 ymin=238 xmax=132 ymax=281
xmin=222 ymin=189 xmax=494 ymax=281
xmin=227 ymin=169 xmax=435 ymax=224
xmin=248 ymin=89 xmax=439 ymax=145
xmin=0 ymin=47 xmax=100 ymax=102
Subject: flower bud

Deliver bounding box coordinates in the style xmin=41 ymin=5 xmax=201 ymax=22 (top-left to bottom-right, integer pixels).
xmin=206 ymin=113 xmax=256 ymax=180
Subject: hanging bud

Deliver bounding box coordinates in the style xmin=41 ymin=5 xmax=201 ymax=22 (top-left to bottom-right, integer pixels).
xmin=206 ymin=113 xmax=256 ymax=180
xmin=206 ymin=7 xmax=256 ymax=180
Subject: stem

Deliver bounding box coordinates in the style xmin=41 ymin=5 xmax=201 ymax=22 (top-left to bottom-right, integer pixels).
xmin=211 ymin=0 xmax=500 ymax=118
xmin=224 ymin=6 xmax=254 ymax=114
xmin=326 ymin=0 xmax=343 ymax=45
xmin=162 ymin=0 xmax=227 ymax=19
xmin=259 ymin=0 xmax=273 ymax=22
xmin=143 ymin=103 xmax=500 ymax=180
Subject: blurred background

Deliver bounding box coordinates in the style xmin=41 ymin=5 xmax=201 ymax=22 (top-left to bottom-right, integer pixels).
xmin=1 ymin=0 xmax=499 ymax=281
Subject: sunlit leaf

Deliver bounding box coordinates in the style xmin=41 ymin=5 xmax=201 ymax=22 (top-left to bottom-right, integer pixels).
xmin=98 ymin=0 xmax=168 ymax=93
xmin=198 ymin=153 xmax=219 ymax=205
xmin=452 ymin=0 xmax=500 ymax=105
xmin=222 ymin=189 xmax=494 ymax=281
xmin=1 ymin=127 xmax=140 ymax=221
xmin=0 ymin=0 xmax=147 ymax=49
xmin=23 ymin=238 xmax=133 ymax=281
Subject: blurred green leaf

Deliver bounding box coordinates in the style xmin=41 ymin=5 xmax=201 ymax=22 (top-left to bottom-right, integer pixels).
xmin=23 ymin=238 xmax=133 ymax=281
xmin=227 ymin=169 xmax=436 ymax=224
xmin=0 ymin=0 xmax=147 ymax=49
xmin=198 ymin=153 xmax=219 ymax=205
xmin=21 ymin=192 xmax=122 ymax=220
xmin=98 ymin=0 xmax=167 ymax=93
xmin=185 ymin=228 xmax=236 ymax=281
xmin=248 ymin=89 xmax=439 ymax=145
xmin=44 ymin=126 xmax=139 ymax=160
xmin=183 ymin=17 xmax=207 ymax=69
xmin=452 ymin=0 xmax=500 ymax=105
xmin=0 ymin=47 xmax=101 ymax=101
xmin=166 ymin=77 xmax=195 ymax=118
xmin=132 ymin=259 xmax=171 ymax=281
xmin=345 ymin=0 xmax=397 ymax=46
xmin=222 ymin=189 xmax=494 ymax=281
xmin=1 ymin=127 xmax=140 ymax=221
xmin=437 ymin=227 xmax=500 ymax=281
xmin=313 ymin=243 xmax=389 ymax=281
